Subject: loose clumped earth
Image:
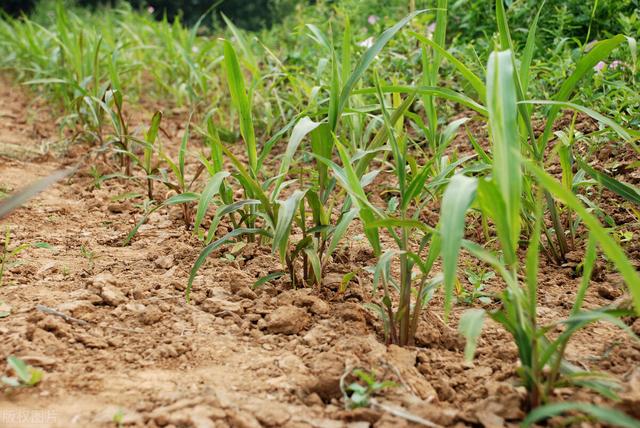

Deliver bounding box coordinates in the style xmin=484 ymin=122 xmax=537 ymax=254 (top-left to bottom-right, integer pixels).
xmin=1 ymin=70 xmax=639 ymax=428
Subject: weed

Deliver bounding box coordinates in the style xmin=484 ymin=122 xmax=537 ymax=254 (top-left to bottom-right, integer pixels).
xmin=80 ymin=244 xmax=96 ymax=272
xmin=341 ymin=368 xmax=397 ymax=409
xmin=457 ymin=268 xmax=495 ymax=305
xmin=1 ymin=356 xmax=43 ymax=388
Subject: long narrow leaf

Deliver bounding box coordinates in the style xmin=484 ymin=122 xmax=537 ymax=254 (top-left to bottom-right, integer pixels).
xmin=439 ymin=174 xmax=478 ymax=318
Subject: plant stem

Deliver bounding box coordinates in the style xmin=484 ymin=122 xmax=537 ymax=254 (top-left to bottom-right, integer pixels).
xmin=398 ymin=226 xmax=410 ymax=346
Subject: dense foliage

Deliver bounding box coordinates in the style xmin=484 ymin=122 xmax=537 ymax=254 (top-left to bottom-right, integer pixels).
xmin=4 ymin=0 xmax=639 ymax=36
xmin=1 ymin=0 xmax=307 ymax=29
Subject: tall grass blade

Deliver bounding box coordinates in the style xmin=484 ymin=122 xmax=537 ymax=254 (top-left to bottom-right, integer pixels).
xmin=337 ymin=10 xmax=425 ymax=120
xmin=439 ymin=174 xmax=478 ymax=317
xmin=487 ymin=50 xmax=521 ymax=258
xmin=577 ymin=159 xmax=640 ymax=206
xmin=223 ymin=39 xmax=257 ymax=174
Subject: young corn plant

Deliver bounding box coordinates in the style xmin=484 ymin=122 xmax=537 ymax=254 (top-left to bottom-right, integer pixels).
xmin=138 ymin=112 xmax=163 ymax=200
xmin=123 ymin=120 xmax=228 ymax=245
xmin=315 ymin=71 xmax=451 ymax=346
xmin=409 ymin=0 xmax=638 ymax=265
xmin=186 ymin=14 xmax=427 ymax=297
xmin=440 ymin=50 xmax=640 ymax=413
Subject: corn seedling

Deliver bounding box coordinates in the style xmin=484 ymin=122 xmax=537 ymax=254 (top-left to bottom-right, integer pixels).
xmin=187 ymin=14 xmax=427 ymax=293
xmin=318 ymin=75 xmax=446 ymax=346
xmin=441 ymin=50 xmax=640 ymax=412
xmin=122 ymin=111 xmax=164 ymax=200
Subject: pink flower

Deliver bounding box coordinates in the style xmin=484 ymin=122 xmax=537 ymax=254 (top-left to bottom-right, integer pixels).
xmin=593 ymin=61 xmax=607 ymax=72
xmin=147 ymin=6 xmax=155 ymax=14
xmin=368 ymin=15 xmax=379 ymax=25
xmin=427 ymin=23 xmax=436 ymax=34
xmin=610 ymin=60 xmax=623 ymax=70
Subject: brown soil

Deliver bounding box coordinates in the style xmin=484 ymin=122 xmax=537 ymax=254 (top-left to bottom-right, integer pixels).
xmin=0 ymin=76 xmax=639 ymax=428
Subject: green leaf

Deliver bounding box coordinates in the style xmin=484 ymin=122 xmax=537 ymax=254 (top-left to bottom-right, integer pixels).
xmin=123 ymin=193 xmax=199 ymax=246
xmin=366 ymin=218 xmax=433 ymax=234
xmin=522 ymin=402 xmax=640 ymax=428
xmin=304 ymin=248 xmax=322 ymax=285
xmin=520 ymin=2 xmax=544 ymax=93
xmin=273 ymin=117 xmax=321 ymax=197
xmin=217 ymin=144 xmax=275 ymax=225
xmin=310 ymin=123 xmax=334 ymax=195
xmin=257 ymin=116 xmax=299 ymax=171
xmin=7 ymin=356 xmax=30 ymax=383
xmin=354 ymin=85 xmax=487 ymax=116
xmin=327 ymin=208 xmax=359 ymax=257
xmin=440 ymin=174 xmax=478 ymax=318
xmin=373 ymin=250 xmax=399 ymax=293
xmin=223 ymin=39 xmax=257 ymax=174
xmin=339 ymin=272 xmax=356 ymax=293
xmin=1 ymin=376 xmax=20 ymax=387
xmin=221 ymin=13 xmax=258 ymax=75
xmin=206 ymin=199 xmax=261 ymax=244
xmin=477 ymin=179 xmax=516 ymax=267
xmin=338 ymin=10 xmax=425 ymax=121
xmin=273 ymin=190 xmax=307 ymax=264
xmin=252 ymin=271 xmax=285 ymax=289
xmin=411 ymin=32 xmax=485 ymax=101
xmin=577 ymin=158 xmax=640 ymax=206
xmin=538 ymin=35 xmax=627 ymax=153
xmin=144 ymin=111 xmax=162 ymax=171
xmin=487 ymin=50 xmax=521 ymax=255
xmin=334 ymin=142 xmax=382 ymax=255
xmin=193 ymin=171 xmax=230 ymax=233
xmin=527 ymin=161 xmax=640 ymax=314
xmin=7 ymin=356 xmax=42 ymax=386
xmin=32 ymin=242 xmax=52 ymax=249
xmin=458 ymin=309 xmax=486 ymax=362
xmin=523 ymin=100 xmax=632 ymax=142
xmin=305 ymin=24 xmax=331 ymax=50
xmin=187 ymin=228 xmax=267 ymax=302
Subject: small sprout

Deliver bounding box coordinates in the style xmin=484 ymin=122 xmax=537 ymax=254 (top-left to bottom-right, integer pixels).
xmin=1 ymin=356 xmax=44 ymax=388
xmin=617 ymin=230 xmax=633 ymax=243
xmin=342 ymin=369 xmax=397 ymax=409
xmin=112 ymin=409 xmax=124 ymax=427
xmin=457 ymin=268 xmax=495 ymax=305
xmin=339 ymin=272 xmax=356 ymax=294
xmin=89 ymin=165 xmax=104 ymax=189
